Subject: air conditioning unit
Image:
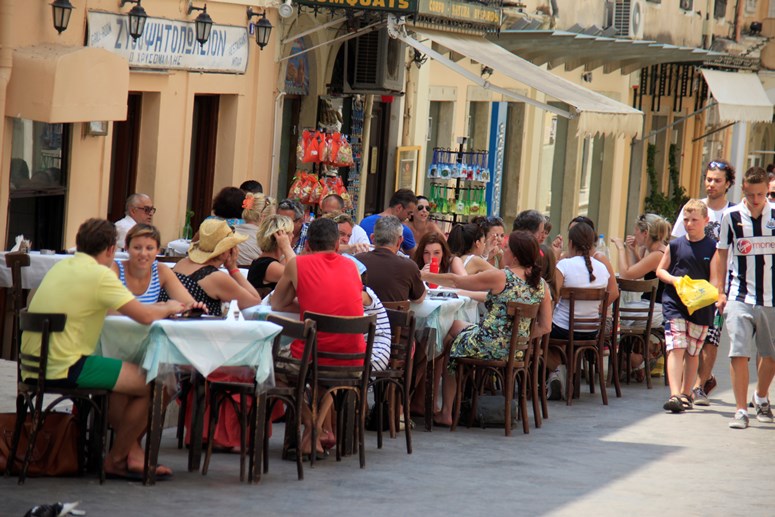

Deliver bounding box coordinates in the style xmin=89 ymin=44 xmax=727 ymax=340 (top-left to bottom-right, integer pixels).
xmin=679 ymin=0 xmax=693 ymax=11
xmin=613 ymin=0 xmax=644 ymax=39
xmin=345 ymin=27 xmax=405 ymax=94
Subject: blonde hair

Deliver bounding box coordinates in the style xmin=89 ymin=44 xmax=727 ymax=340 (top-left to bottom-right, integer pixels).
xmin=322 ymin=211 xmax=354 ymax=227
xmin=242 ymin=192 xmax=276 ymax=225
xmin=257 ymin=214 xmax=294 ymax=252
xmin=682 ymin=199 xmax=708 ymax=218
xmin=635 ymin=213 xmax=672 ymax=245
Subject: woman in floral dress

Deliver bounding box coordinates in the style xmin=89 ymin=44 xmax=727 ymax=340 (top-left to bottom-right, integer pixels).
xmin=421 ymin=231 xmax=552 ymax=426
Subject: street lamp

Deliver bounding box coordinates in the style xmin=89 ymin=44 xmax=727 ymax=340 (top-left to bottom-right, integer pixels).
xmin=120 ymin=0 xmax=148 ymax=41
xmin=50 ymin=0 xmax=73 ymax=34
xmin=247 ymin=8 xmax=273 ymax=50
xmin=188 ymin=3 xmax=214 ymax=47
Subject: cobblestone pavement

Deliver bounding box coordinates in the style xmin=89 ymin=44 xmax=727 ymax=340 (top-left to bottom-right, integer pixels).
xmin=1 ymin=337 xmax=773 ymax=517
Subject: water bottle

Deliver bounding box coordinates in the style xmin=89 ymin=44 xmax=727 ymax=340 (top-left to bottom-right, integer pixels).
xmin=428 ymin=257 xmax=439 ymax=289
xmin=596 ymin=234 xmax=609 ymax=259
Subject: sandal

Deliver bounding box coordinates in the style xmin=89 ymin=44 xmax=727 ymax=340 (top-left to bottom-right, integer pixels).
xmin=679 ymin=394 xmax=693 ymax=411
xmin=663 ymin=395 xmax=684 ymax=413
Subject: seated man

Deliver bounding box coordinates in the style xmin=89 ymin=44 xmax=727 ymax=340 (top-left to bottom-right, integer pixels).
xmin=355 ymin=216 xmax=426 ymax=304
xmin=359 ymin=189 xmax=418 ymax=255
xmin=21 ymin=218 xmax=186 ymax=480
xmin=271 ymin=217 xmax=366 ymax=455
xmin=115 ymin=193 xmax=155 ymax=250
xmin=277 ymin=198 xmax=309 ymax=255
xmin=320 ymin=194 xmax=370 ymax=247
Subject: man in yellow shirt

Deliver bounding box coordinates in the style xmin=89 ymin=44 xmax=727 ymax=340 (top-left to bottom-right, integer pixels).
xmin=22 ymin=218 xmax=185 ymax=480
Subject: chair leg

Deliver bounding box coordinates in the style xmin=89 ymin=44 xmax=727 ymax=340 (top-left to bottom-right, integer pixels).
xmin=176 ymin=376 xmax=190 ymax=450
xmin=375 ymin=383 xmax=384 ymax=449
xmin=610 ymin=341 xmax=622 ymax=398
xmin=19 ymin=410 xmax=44 ymax=485
xmin=402 ymin=384 xmax=412 ymax=454
xmin=519 ymin=372 xmax=529 ymax=435
xmin=424 ymin=358 xmax=434 ymax=432
xmin=358 ymin=391 xmax=367 ymax=469
xmin=451 ymin=363 xmax=464 ymax=432
xmin=239 ymin=393 xmax=248 ymax=482
xmin=264 ymin=400 xmax=275 ymax=475
xmin=565 ymin=350 xmax=575 ymax=406
xmin=98 ymin=395 xmax=109 ymax=484
xmin=504 ymin=370 xmax=513 ymax=437
xmin=598 ymin=351 xmax=609 ymax=405
xmin=5 ymin=394 xmax=28 ymax=478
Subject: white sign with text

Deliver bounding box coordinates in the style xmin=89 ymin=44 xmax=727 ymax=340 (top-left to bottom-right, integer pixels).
xmin=87 ymin=11 xmax=249 ymax=74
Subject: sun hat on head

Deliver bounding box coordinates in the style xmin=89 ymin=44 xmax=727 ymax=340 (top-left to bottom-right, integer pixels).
xmin=188 ymin=218 xmax=248 ymax=264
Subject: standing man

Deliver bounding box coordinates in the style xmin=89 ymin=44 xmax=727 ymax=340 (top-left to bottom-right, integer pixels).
xmin=714 ymin=167 xmax=775 ymax=429
xmin=359 ymin=189 xmax=418 ymax=255
xmin=672 ymin=160 xmax=736 ymax=406
xmin=115 ymin=193 xmax=155 ymax=250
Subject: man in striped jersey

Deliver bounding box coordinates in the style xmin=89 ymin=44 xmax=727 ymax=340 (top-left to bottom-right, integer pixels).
xmin=715 ymin=167 xmax=775 ymax=429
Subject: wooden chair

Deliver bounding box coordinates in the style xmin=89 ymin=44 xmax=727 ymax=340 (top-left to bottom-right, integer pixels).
xmin=370 ymin=307 xmax=415 ymax=454
xmin=5 ymin=252 xmax=30 ymax=363
xmin=548 ymin=288 xmax=610 ymax=405
xmin=304 ymin=312 xmax=376 ymax=468
xmin=529 ymin=333 xmax=551 ymax=427
xmin=200 ymin=316 xmax=316 ymax=482
xmin=614 ymin=278 xmax=660 ymax=389
xmin=451 ymin=302 xmax=539 ymax=436
xmin=5 ymin=311 xmax=110 ymax=484
xmin=157 ymin=256 xmax=183 ymax=264
xmin=252 ymin=315 xmax=316 ymax=483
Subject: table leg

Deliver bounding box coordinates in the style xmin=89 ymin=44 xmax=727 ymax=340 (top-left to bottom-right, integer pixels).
xmin=187 ymin=372 xmax=206 ymax=472
xmin=424 ymin=328 xmax=437 ymax=432
xmin=143 ymin=379 xmax=164 ymax=486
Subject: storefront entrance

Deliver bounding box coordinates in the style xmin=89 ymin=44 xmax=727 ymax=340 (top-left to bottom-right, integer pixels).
xmin=108 ymin=93 xmax=142 ymax=222
xmin=188 ymin=95 xmax=220 ymax=231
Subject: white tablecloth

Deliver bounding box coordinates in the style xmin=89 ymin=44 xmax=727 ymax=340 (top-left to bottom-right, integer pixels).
xmin=0 ymin=251 xmax=129 ymax=289
xmin=98 ymin=316 xmax=282 ymax=392
xmin=411 ymin=295 xmax=480 ymax=358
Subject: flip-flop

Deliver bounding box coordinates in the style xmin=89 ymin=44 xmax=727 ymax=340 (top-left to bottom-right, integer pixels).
xmin=106 ymin=470 xmax=144 ymax=482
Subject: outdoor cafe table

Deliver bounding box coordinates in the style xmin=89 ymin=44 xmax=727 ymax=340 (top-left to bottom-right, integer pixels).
xmin=97 ymin=315 xmax=282 ymax=485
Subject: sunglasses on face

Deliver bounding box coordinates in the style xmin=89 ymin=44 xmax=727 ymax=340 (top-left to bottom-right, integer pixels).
xmin=417 ymin=205 xmax=430 ymax=212
xmin=134 ymin=206 xmax=157 ymax=215
xmin=707 ymin=161 xmax=729 ymax=171
xmin=768 ymin=192 xmax=775 ymax=200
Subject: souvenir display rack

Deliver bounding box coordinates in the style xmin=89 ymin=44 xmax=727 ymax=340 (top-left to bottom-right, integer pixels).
xmin=426 ymin=146 xmax=490 ymax=232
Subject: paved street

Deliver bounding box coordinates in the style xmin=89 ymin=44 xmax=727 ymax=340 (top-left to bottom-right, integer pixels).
xmin=1 ymin=341 xmax=773 ymax=517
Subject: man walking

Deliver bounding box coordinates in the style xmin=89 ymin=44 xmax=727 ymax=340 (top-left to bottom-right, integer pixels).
xmin=714 ymin=167 xmax=775 ymax=429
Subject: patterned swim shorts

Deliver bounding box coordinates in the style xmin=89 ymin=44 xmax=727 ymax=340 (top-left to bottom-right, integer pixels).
xmin=665 ymin=319 xmax=708 ymax=357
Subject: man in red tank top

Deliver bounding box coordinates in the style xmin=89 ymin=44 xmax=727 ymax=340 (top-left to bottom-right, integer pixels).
xmin=272 ymin=217 xmax=366 ymax=365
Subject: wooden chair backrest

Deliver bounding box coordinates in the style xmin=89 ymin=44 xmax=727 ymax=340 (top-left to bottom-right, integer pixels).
xmin=303 ymin=312 xmax=377 ymax=380
xmin=558 ymin=287 xmax=609 ymax=337
xmin=384 ymin=308 xmax=416 ymax=367
xmin=382 ymin=301 xmax=410 ymax=311
xmin=506 ymin=302 xmax=540 ymax=366
xmin=266 ymin=314 xmax=316 ymax=383
xmin=18 ymin=310 xmax=67 ymax=392
xmin=615 ymin=278 xmax=659 ymax=333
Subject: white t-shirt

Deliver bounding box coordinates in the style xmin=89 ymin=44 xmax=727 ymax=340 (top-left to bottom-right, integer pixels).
xmin=553 ymin=256 xmax=610 ymax=330
xmin=671 ymin=197 xmax=732 ymax=241
xmin=350 ymin=224 xmax=370 ymax=245
xmin=114 ymin=215 xmax=137 ymax=250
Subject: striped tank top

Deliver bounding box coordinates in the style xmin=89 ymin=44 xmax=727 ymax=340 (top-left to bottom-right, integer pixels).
xmin=116 ymin=260 xmax=162 ymax=304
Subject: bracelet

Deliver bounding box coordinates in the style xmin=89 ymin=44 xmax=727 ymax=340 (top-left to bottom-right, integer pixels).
xmin=229 ymin=268 xmax=239 ymax=276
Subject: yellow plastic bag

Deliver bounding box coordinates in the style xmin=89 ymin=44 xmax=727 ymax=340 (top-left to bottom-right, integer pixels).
xmin=674 ymin=276 xmax=718 ymax=315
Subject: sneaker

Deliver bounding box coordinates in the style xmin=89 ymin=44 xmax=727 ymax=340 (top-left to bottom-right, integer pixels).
xmin=755 ymin=399 xmax=774 ymax=423
xmin=663 ymin=396 xmax=684 ymax=413
xmin=703 ymin=375 xmax=717 ymax=396
xmin=692 ymin=387 xmax=710 ymax=407
xmin=729 ymin=410 xmax=750 ymax=429
xmin=547 ymin=371 xmax=562 ymax=401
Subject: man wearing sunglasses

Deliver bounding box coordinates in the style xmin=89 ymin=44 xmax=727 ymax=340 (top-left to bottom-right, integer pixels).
xmin=115 ymin=193 xmax=156 ymax=250
xmin=671 ymin=160 xmax=736 ymax=407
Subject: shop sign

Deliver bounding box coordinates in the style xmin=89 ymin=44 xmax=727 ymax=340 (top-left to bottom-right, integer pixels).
xmin=295 ymin=0 xmax=418 ymax=15
xmin=418 ymin=0 xmax=501 ymax=26
xmin=87 ymin=11 xmax=249 ymax=74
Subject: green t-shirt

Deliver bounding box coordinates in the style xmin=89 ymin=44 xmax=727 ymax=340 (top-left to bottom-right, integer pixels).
xmin=21 ymin=252 xmax=135 ymax=380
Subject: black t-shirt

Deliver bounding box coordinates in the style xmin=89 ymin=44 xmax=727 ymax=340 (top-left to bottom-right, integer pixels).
xmin=247 ymin=256 xmax=279 ymax=295
xmin=662 ymin=236 xmax=717 ymax=325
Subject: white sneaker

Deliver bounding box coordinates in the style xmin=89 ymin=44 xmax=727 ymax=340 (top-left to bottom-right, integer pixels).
xmin=729 ymin=410 xmax=750 ymax=429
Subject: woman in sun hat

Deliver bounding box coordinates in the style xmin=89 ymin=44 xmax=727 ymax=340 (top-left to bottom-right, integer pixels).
xmin=158 ymin=218 xmax=262 ymax=316
xmin=158 ymin=218 xmax=263 ymax=450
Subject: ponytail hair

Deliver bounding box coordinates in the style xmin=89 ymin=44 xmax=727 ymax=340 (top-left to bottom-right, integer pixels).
xmin=508 ymin=231 xmax=542 ymax=289
xmin=568 ymin=222 xmax=596 ymax=283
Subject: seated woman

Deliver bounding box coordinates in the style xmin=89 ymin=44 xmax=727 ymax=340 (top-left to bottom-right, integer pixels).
xmin=611 ymin=213 xmax=671 ymax=379
xmin=192 ymin=186 xmax=246 ymax=242
xmin=447 ymin=223 xmax=494 ymax=275
xmin=420 ymin=231 xmax=552 ymax=426
xmin=159 ymin=218 xmax=263 ymax=450
xmin=111 ymin=224 xmax=201 ymax=308
xmin=413 ymin=232 xmax=466 ymax=276
xmin=247 ymin=214 xmax=295 ymax=299
xmin=546 ymin=222 xmax=617 ymax=400
xmin=235 ymin=191 xmax=276 ymax=266
xmin=406 ymin=195 xmax=443 ymax=244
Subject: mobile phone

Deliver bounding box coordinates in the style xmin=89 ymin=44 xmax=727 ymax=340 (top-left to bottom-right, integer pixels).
xmin=181 ymin=307 xmax=205 ymax=319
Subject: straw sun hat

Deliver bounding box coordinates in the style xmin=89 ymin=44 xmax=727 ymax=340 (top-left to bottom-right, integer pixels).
xmin=187 ymin=218 xmax=248 ymax=264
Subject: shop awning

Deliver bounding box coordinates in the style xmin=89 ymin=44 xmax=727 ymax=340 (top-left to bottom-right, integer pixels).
xmin=493 ymin=29 xmax=721 ymax=74
xmin=700 ymin=69 xmax=773 ymax=123
xmin=6 ymin=45 xmax=129 ymax=123
xmin=396 ymin=27 xmax=643 ymax=138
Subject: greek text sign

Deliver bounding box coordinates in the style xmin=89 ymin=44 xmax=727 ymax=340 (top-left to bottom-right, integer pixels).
xmin=87 ymin=11 xmax=248 ymax=74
